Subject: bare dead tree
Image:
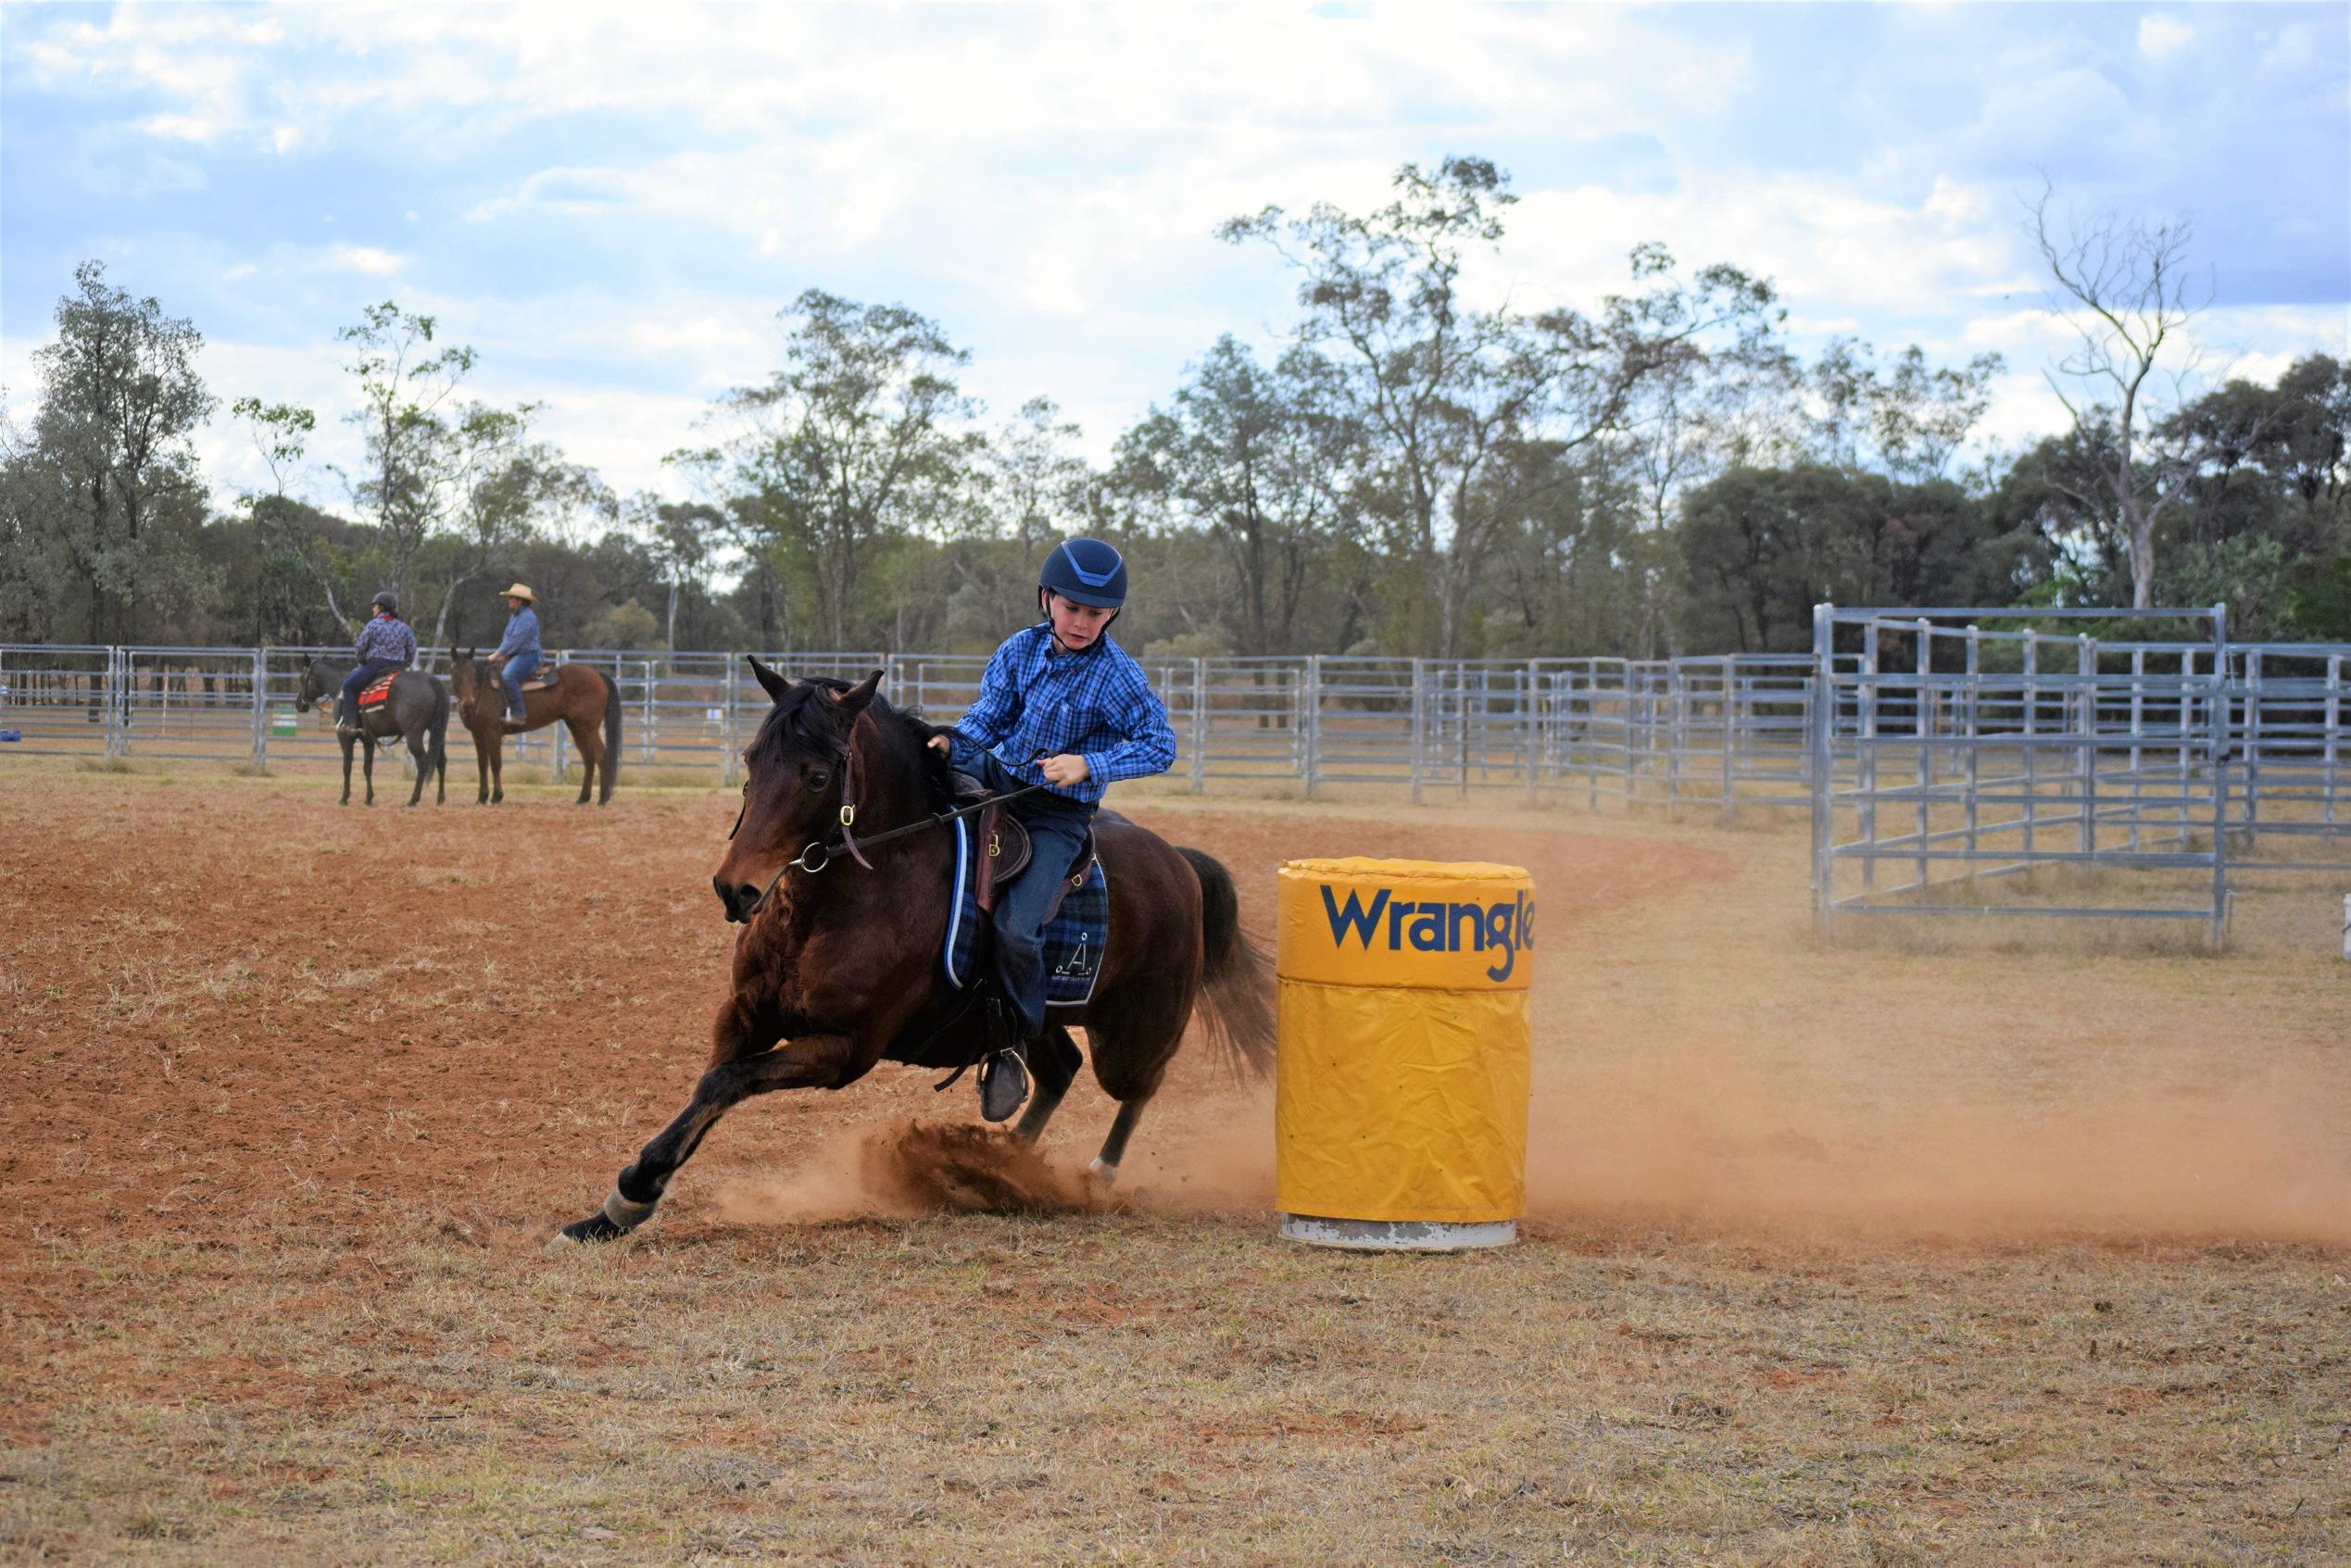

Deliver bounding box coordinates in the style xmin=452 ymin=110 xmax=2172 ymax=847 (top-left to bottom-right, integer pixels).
xmin=2030 ymin=181 xmax=2210 ymax=607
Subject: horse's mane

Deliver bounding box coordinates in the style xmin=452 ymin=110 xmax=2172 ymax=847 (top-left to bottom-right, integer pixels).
xmin=747 ymin=677 xmax=954 ymax=809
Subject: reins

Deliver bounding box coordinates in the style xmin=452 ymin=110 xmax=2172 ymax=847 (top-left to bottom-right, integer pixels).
xmin=730 ymin=738 xmax=1049 ymax=922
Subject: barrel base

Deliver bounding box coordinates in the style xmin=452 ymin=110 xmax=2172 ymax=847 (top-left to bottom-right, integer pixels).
xmin=1280 ymin=1213 xmax=1517 ymax=1252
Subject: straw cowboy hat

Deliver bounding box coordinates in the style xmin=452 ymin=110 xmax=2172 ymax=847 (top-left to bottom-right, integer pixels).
xmin=501 ymin=583 xmax=536 ymax=604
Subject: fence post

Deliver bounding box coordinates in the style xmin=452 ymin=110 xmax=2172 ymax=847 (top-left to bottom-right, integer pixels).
xmin=2078 ymin=633 xmax=2096 ymax=856
xmin=251 ymin=647 xmax=269 ymax=767
xmin=1303 ymin=654 xmax=1322 ymax=799
xmin=106 ymin=647 xmax=123 ymax=759
xmin=2328 ymin=655 xmax=2342 ymax=827
xmin=1190 ymin=658 xmax=1207 ymax=795
xmin=642 ymin=658 xmax=657 ymax=764
xmin=1524 ymin=659 xmax=1540 ymax=809
xmin=1410 ymin=658 xmax=1426 ymax=807
xmin=723 ymin=657 xmax=741 ymax=787
xmin=551 ymin=653 xmax=570 ymax=783
xmin=1809 ymin=604 xmax=1834 ymax=931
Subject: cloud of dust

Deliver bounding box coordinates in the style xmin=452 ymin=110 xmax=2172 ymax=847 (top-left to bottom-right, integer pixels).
xmin=710 ymin=1057 xmax=2349 ymax=1245
xmin=1523 ymin=1049 xmax=2351 ymax=1245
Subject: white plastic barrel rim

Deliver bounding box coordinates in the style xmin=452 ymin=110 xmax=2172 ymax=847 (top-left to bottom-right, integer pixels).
xmin=1280 ymin=1214 xmax=1519 ymax=1252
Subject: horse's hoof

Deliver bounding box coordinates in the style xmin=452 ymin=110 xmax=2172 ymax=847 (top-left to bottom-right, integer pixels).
xmin=549 ymin=1211 xmax=631 ymax=1248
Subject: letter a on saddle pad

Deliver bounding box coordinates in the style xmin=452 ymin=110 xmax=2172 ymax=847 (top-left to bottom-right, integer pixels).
xmin=940 ymin=815 xmax=1110 ymax=1008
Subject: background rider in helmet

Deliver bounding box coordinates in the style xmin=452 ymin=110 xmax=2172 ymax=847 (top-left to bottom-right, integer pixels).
xmin=339 ymin=590 xmax=418 ymax=734
xmin=927 ymin=537 xmax=1177 ymax=1122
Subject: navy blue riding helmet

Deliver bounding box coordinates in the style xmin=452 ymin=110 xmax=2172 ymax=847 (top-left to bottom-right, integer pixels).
xmin=1038 ymin=538 xmax=1127 ymax=609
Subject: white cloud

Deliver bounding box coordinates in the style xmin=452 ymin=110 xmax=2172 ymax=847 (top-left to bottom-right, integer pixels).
xmin=2138 ymin=14 xmax=2195 ymax=60
xmin=327 ymin=245 xmax=405 ymax=276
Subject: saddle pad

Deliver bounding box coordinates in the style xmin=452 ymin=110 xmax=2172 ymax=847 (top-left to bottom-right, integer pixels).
xmin=357 ymin=674 xmax=396 ymax=707
xmin=942 ymin=814 xmax=1107 ymax=1008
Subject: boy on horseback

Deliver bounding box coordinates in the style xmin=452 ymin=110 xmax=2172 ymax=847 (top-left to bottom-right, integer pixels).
xmin=926 ymin=538 xmax=1177 ymax=1121
xmin=338 ymin=591 xmax=416 ymax=734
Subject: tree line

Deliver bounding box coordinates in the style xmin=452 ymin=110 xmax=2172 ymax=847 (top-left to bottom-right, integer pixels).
xmin=5 ymin=159 xmax=2345 ymax=661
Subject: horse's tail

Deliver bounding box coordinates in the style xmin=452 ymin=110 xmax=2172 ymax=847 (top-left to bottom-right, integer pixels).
xmin=1177 ymin=847 xmax=1276 ymax=1085
xmin=597 ymin=669 xmax=622 ymax=796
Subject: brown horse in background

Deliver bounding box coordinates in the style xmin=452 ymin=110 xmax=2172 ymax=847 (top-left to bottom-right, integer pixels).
xmin=554 ymin=662 xmax=1275 ymax=1245
xmin=448 ymin=652 xmax=621 ymax=806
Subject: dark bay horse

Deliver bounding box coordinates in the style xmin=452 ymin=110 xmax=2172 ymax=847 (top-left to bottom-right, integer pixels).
xmin=448 ymin=653 xmax=621 ymax=807
xmin=555 ymin=661 xmax=1275 ymax=1244
xmin=295 ymin=658 xmax=449 ymax=807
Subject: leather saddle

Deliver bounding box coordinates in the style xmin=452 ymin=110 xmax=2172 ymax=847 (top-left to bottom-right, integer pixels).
xmin=516 ymin=665 xmax=561 ymax=692
xmin=951 ymin=772 xmax=1095 ymax=919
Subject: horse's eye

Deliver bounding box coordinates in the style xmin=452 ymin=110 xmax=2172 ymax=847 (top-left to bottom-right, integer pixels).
xmin=807 ymin=770 xmax=831 ymax=791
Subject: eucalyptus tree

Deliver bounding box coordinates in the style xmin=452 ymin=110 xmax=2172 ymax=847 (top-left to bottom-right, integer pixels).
xmin=10 ymin=261 xmax=218 ymax=643
xmin=1113 ymin=335 xmax=1354 ymax=656
xmin=704 ymin=290 xmax=981 ymax=649
xmin=2030 ymin=183 xmax=2218 ymax=608
xmin=1223 ymin=158 xmax=1777 ymax=658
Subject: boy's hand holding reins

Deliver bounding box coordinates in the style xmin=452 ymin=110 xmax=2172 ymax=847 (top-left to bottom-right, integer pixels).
xmin=925 ymin=732 xmax=1088 ymax=787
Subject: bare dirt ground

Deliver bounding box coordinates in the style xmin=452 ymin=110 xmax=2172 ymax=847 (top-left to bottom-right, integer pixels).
xmin=1 ymin=763 xmax=2345 ymax=1565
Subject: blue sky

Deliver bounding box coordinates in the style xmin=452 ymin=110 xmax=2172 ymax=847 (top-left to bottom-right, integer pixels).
xmin=3 ymin=1 xmax=2345 ymax=512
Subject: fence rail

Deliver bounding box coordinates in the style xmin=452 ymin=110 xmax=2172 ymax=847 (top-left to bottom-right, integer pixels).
xmin=7 ymin=621 xmax=2347 ymax=947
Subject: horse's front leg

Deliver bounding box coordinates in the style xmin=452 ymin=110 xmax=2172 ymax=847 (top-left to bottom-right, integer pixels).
xmin=554 ymin=1024 xmax=869 ymax=1246
xmin=360 ymin=734 xmax=377 ymax=806
xmin=339 ymin=734 xmax=354 ymax=806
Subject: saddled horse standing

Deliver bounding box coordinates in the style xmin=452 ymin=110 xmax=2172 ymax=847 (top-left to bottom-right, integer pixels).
xmin=295 ymin=658 xmax=449 ymax=807
xmin=555 ymin=662 xmax=1275 ymax=1244
xmin=448 ymin=652 xmax=621 ymax=807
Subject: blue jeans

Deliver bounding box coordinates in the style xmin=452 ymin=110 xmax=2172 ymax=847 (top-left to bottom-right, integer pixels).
xmin=963 ymin=750 xmax=1094 ymax=1038
xmin=499 ymin=650 xmax=540 ymax=719
xmin=339 ymin=660 xmax=401 ymax=726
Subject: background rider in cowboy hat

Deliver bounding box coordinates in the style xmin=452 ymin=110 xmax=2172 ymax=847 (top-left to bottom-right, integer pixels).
xmin=488 ymin=583 xmax=542 ymax=734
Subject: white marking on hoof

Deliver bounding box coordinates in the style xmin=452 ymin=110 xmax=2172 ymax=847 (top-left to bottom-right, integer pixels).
xmin=603 ymin=1187 xmax=660 ymax=1230
xmin=1087 ymin=1156 xmax=1119 ymax=1189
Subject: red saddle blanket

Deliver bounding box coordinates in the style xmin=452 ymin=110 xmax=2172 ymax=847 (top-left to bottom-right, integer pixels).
xmin=357 ymin=673 xmax=396 ymax=707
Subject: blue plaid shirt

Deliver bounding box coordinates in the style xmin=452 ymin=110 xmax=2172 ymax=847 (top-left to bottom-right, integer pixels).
xmin=949 ymin=624 xmax=1176 ymax=804
xmin=354 ymin=615 xmax=416 ymax=667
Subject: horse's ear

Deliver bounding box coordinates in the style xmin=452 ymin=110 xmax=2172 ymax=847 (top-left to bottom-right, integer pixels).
xmin=748 ymin=656 xmax=794 ymax=705
xmin=832 ymin=669 xmax=882 ymax=715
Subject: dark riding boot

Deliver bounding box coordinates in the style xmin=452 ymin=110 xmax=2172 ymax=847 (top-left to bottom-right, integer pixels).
xmin=975 ymin=993 xmax=1031 ymax=1123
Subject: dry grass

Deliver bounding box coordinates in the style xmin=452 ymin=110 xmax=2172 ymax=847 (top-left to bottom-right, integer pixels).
xmin=0 ymin=769 xmax=2346 ymax=1564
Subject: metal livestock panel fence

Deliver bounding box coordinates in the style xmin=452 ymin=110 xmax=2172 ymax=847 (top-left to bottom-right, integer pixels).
xmin=0 ymin=640 xmax=1842 ymax=804
xmin=1806 ymin=606 xmax=2351 ymax=947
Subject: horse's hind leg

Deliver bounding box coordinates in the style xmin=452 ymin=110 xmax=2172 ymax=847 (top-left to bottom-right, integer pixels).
xmin=554 ymin=1029 xmax=866 ymax=1245
xmin=567 ymin=717 xmax=597 ymax=805
xmin=339 ymin=737 xmax=355 ymax=806
xmin=1090 ymin=1094 xmax=1159 ymax=1189
xmin=405 ymin=729 xmax=429 ymax=807
xmin=1012 ymin=1024 xmax=1084 ymax=1146
xmin=361 ymin=735 xmax=377 ymax=806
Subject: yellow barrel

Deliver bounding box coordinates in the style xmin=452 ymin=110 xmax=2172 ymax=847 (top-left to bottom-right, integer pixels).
xmin=1275 ymin=857 xmax=1534 ymax=1251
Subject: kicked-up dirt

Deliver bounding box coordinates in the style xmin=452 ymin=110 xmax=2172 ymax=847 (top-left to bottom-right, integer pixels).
xmin=1 ymin=765 xmax=2345 ymax=1564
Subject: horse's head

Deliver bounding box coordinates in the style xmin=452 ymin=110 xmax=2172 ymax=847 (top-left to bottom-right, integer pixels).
xmin=712 ymin=660 xmax=884 ymax=923
xmin=295 ymin=659 xmax=334 ymax=713
xmin=448 ymin=651 xmax=484 ymax=724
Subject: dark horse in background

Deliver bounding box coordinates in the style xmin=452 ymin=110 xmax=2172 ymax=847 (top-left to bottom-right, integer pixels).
xmin=556 ymin=662 xmax=1276 ymax=1244
xmin=448 ymin=652 xmax=621 ymax=807
xmin=295 ymin=658 xmax=449 ymax=807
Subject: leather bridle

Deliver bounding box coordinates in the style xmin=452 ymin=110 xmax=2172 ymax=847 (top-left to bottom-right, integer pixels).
xmin=727 ymin=732 xmax=1046 ymax=923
